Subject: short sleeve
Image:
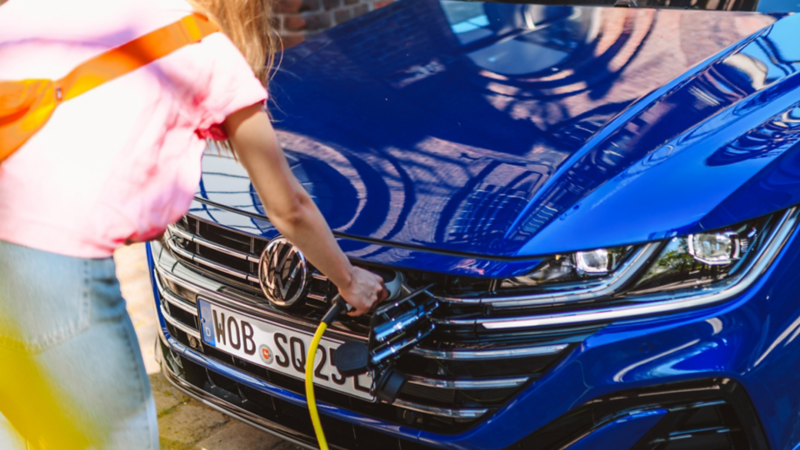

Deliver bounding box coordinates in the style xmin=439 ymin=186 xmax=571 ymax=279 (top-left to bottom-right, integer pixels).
xmin=190 ymin=32 xmax=268 ymax=136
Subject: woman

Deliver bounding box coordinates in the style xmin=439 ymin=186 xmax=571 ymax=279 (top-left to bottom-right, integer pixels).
xmin=0 ymin=0 xmax=387 ymax=448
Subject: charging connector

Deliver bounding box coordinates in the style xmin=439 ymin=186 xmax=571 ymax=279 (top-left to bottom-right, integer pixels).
xmin=306 ymin=283 xmax=438 ymax=450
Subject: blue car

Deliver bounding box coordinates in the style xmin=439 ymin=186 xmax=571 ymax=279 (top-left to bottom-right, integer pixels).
xmin=147 ymin=0 xmax=800 ymax=448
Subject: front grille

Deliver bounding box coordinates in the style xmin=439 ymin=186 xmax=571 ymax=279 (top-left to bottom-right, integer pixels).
xmin=155 ymin=215 xmax=583 ymax=432
xmin=510 ymin=378 xmax=768 ymax=450
xmin=166 ymin=217 xmax=333 ymax=310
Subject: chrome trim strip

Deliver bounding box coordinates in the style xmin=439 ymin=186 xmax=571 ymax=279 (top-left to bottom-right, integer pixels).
xmin=441 ymin=243 xmax=660 ymax=307
xmin=152 ymin=249 xmax=366 ymax=342
xmin=167 ymin=224 xmax=260 ymax=263
xmin=312 ymin=273 xmax=328 ymax=282
xmin=154 ymin=267 xmax=200 ymax=315
xmin=407 ymin=376 xmax=528 ymax=389
xmin=392 ymin=400 xmax=488 ymax=419
xmin=463 ymin=208 xmax=799 ymax=330
xmin=410 ymin=343 xmax=569 ymax=360
xmin=166 ymin=239 xmax=257 ymax=283
xmin=307 ymin=293 xmax=327 ymax=302
xmin=161 ymin=287 xmax=200 ymax=315
xmin=160 ymin=304 xmax=202 ymax=339
xmin=161 ymin=360 xmax=321 ymax=450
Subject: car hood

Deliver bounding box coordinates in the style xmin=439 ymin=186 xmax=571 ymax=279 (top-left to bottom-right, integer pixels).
xmin=198 ymin=0 xmax=800 ymax=258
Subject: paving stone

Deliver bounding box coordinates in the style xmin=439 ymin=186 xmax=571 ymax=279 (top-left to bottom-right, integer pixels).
xmin=159 ymin=404 xmax=229 ymax=444
xmin=194 ymin=421 xmax=284 ymax=450
xmin=160 ymin=438 xmax=194 ymax=450
xmin=150 ymin=372 xmax=190 ymax=417
xmin=115 ymin=243 xmax=160 ymax=374
xmin=271 ymin=442 xmax=307 ymax=450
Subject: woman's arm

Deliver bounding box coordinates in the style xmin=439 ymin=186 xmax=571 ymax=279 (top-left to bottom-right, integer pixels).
xmin=223 ymin=103 xmax=386 ymax=316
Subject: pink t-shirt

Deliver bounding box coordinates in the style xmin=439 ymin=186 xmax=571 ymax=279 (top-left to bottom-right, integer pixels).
xmin=0 ymin=0 xmax=267 ymax=258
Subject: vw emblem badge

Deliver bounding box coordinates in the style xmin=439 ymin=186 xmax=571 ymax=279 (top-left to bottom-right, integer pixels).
xmin=258 ymin=237 xmax=309 ymax=307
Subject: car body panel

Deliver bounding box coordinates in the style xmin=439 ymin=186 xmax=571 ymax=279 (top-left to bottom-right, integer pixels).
xmin=196 ymin=0 xmax=799 ymax=260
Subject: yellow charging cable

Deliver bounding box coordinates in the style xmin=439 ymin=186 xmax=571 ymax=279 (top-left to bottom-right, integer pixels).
xmin=306 ymin=295 xmax=348 ymax=450
xmin=306 ymin=321 xmax=330 ymax=450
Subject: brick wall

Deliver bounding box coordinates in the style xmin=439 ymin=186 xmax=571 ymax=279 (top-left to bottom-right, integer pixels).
xmin=274 ymin=0 xmax=393 ymax=47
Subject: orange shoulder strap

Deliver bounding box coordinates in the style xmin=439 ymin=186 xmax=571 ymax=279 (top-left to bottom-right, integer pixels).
xmin=0 ymin=13 xmax=220 ymax=162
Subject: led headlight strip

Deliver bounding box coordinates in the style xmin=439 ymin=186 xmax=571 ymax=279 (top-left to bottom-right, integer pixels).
xmin=443 ymin=243 xmax=661 ymax=308
xmin=441 ymin=207 xmax=798 ymax=330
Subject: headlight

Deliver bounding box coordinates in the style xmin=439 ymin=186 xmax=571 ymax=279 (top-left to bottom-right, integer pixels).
xmin=626 ymin=217 xmax=767 ymax=296
xmin=499 ymin=246 xmax=632 ymax=291
xmin=443 ymin=210 xmax=789 ymax=307
xmin=448 ymin=209 xmax=798 ymax=330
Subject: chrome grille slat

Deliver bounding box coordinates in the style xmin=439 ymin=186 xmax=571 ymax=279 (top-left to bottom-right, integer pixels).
xmin=167 ymin=239 xmax=257 ymax=283
xmin=307 ymin=293 xmax=327 ymax=302
xmin=160 ymin=304 xmax=201 ymax=339
xmin=166 ymin=292 xmax=199 ymax=315
xmin=410 ymin=344 xmax=568 ymax=360
xmin=391 ymin=400 xmax=488 ymax=419
xmin=154 ymin=270 xmax=200 ymax=316
xmin=168 ymin=224 xmax=261 ymax=263
xmin=407 ymin=376 xmax=528 ymax=389
xmin=163 ymin=289 xmax=200 ymax=315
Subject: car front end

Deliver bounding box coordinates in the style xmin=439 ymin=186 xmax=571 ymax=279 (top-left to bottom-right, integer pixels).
xmin=147 ymin=0 xmax=800 ymax=448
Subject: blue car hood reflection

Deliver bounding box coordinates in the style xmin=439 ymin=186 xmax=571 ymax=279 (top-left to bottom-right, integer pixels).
xmin=198 ymin=0 xmax=800 ymax=257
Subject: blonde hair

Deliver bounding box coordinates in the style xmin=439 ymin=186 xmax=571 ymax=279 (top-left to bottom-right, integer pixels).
xmin=187 ymin=0 xmax=279 ymax=87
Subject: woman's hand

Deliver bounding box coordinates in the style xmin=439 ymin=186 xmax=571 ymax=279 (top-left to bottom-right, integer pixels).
xmin=339 ymin=267 xmax=389 ymax=316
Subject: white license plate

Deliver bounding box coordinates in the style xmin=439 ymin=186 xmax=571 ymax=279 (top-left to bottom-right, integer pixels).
xmin=198 ymin=298 xmax=374 ymax=401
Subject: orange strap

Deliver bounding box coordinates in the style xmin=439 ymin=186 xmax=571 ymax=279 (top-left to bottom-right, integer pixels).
xmin=0 ymin=13 xmax=219 ymax=162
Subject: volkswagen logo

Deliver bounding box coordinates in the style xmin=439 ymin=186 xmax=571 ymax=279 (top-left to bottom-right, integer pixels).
xmin=258 ymin=237 xmax=309 ymax=307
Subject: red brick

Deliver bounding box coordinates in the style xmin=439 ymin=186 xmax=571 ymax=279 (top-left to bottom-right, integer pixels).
xmin=353 ymin=3 xmax=369 ymax=16
xmin=275 ymin=0 xmax=302 ymax=13
xmin=284 ymin=15 xmax=307 ymax=31
xmin=301 ymin=0 xmax=322 ymax=11
xmin=304 ymin=11 xmax=332 ymax=30
xmin=323 ymin=0 xmax=341 ymax=10
xmin=334 ymin=8 xmax=353 ymax=24
xmin=344 ymin=0 xmax=359 ymax=5
xmin=374 ymin=0 xmax=392 ymax=8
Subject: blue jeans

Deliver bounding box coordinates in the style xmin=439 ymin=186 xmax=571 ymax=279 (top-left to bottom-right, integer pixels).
xmin=0 ymin=240 xmax=158 ymax=449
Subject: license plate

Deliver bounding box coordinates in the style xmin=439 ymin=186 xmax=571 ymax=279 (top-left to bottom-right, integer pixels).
xmin=198 ymin=299 xmax=374 ymax=401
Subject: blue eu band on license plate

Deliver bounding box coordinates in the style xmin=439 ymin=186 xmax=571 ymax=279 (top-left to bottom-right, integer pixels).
xmin=197 ymin=298 xmax=374 ymax=401
xmin=199 ymin=300 xmax=216 ymax=347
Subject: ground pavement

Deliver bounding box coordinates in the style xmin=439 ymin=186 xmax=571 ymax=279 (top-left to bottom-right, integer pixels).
xmin=114 ymin=244 xmax=303 ymax=450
